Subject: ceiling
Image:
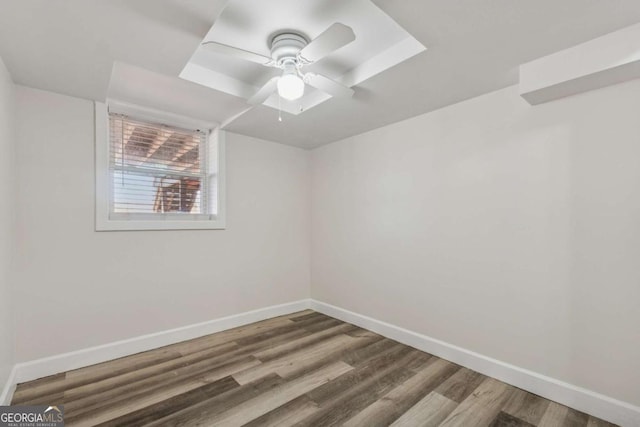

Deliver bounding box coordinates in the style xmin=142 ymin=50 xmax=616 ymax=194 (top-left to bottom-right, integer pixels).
xmin=1 ymin=0 xmax=640 ymax=149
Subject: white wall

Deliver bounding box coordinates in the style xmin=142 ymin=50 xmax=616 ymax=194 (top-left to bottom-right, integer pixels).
xmin=14 ymin=86 xmax=310 ymax=362
xmin=311 ymin=80 xmax=640 ymax=406
xmin=0 ymin=57 xmax=15 ymax=392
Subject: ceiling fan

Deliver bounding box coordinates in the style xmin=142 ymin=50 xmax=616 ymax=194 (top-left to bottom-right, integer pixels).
xmin=202 ymin=23 xmax=356 ymax=105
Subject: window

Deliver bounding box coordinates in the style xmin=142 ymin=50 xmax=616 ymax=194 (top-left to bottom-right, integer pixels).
xmin=109 ymin=114 xmax=210 ymax=217
xmin=95 ymin=102 xmax=225 ymax=230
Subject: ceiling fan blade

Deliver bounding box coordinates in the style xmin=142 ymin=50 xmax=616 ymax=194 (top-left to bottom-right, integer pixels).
xmin=299 ymin=23 xmax=355 ymax=63
xmin=305 ymin=73 xmax=354 ymax=98
xmin=248 ymin=77 xmax=280 ymax=105
xmin=201 ymin=41 xmax=273 ymax=65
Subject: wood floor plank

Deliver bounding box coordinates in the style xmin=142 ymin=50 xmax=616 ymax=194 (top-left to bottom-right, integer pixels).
xmin=65 ymin=356 xmax=261 ymax=425
xmin=501 ymin=388 xmax=550 ymax=425
xmin=587 ymin=416 xmax=619 ymax=427
xmin=489 ymin=411 xmax=536 ymax=427
xmin=64 ymin=341 xmax=240 ymax=404
xmin=281 ymin=333 xmax=384 ymax=380
xmin=538 ymin=402 xmax=570 ymax=427
xmin=144 ymin=373 xmax=287 ymax=427
xmin=438 ymin=378 xmax=515 ymax=427
xmin=11 ymin=311 xmax=618 ymax=427
xmin=13 ymin=391 xmax=65 ymax=407
xmin=234 ymin=326 xmax=314 ymax=354
xmin=94 ymin=375 xmax=239 ymax=427
xmin=12 ymin=373 xmax=67 ymax=404
xmin=298 ymin=350 xmax=431 ymax=426
xmin=234 ymin=316 xmax=327 ymax=346
xmin=289 ymin=312 xmax=327 ymax=322
xmin=253 ymin=322 xmax=356 ymax=362
xmin=165 ymin=315 xmax=298 ymax=356
xmin=343 ymin=327 xmax=382 ymax=339
xmin=67 ymin=348 xmax=183 ymax=382
xmin=13 ymin=347 xmax=182 ymax=404
xmin=435 ymin=367 xmax=487 ymax=403
xmin=287 ymin=310 xmax=316 ymax=320
xmin=66 ymin=321 xmax=312 ymax=411
xmin=342 ymin=358 xmax=460 ymax=427
xmin=299 ymin=317 xmax=343 ymax=332
xmin=339 ymin=337 xmax=399 ymax=367
xmin=289 ymin=313 xmax=335 ymax=327
xmin=297 ymin=368 xmax=417 ymax=426
xmin=305 ymin=342 xmax=413 ymax=405
xmin=242 ymin=395 xmax=319 ymax=427
xmin=233 ymin=332 xmax=370 ymax=385
xmin=161 ymin=361 xmax=352 ymax=426
xmin=565 ymin=408 xmax=591 ymax=427
xmin=404 ymin=351 xmax=434 ymax=372
xmin=389 ymin=391 xmax=459 ymax=427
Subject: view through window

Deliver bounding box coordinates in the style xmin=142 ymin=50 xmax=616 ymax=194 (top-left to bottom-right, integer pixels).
xmin=108 ymin=114 xmax=211 ymax=218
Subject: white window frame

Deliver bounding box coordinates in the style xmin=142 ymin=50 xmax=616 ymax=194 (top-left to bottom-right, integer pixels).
xmin=95 ymin=101 xmax=226 ymax=231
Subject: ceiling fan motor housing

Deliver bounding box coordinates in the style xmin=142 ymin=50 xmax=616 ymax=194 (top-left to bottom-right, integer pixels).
xmin=202 ymin=23 xmax=356 ymax=106
xmin=270 ymin=33 xmax=308 ymax=66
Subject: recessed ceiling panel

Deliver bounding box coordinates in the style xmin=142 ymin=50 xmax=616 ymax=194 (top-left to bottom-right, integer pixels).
xmin=179 ymin=0 xmax=426 ymax=115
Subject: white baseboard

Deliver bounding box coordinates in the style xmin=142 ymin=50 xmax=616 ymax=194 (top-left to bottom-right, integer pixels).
xmin=0 ymin=366 xmax=17 ymax=405
xmin=310 ymin=300 xmax=640 ymax=427
xmin=4 ymin=299 xmax=311 ymax=403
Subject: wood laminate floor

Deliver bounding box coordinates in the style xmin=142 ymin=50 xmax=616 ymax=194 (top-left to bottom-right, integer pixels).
xmin=12 ymin=310 xmax=617 ymax=427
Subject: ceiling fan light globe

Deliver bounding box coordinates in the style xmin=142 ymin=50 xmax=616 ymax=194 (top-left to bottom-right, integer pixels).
xmin=277 ymin=74 xmax=305 ymax=100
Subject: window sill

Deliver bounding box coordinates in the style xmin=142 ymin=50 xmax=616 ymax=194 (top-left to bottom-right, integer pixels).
xmin=95 ymin=218 xmax=226 ymax=231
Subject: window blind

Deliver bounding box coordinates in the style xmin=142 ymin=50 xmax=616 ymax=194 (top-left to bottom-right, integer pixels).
xmin=108 ymin=113 xmax=209 ymax=218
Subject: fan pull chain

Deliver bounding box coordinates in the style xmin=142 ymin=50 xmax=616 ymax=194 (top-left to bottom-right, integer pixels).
xmin=278 ymin=94 xmax=283 ymax=122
